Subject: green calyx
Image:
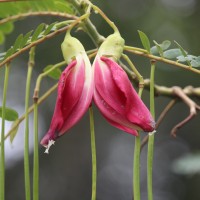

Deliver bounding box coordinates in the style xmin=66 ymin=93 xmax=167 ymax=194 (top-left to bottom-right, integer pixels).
xmin=98 ymin=32 xmax=125 ymax=60
xmin=61 ymin=31 xmax=85 ymax=63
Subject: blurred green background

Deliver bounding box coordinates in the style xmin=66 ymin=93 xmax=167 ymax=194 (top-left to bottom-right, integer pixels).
xmin=0 ymin=0 xmax=200 ymax=199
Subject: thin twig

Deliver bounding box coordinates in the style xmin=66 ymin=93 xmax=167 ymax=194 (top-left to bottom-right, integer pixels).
xmin=171 ymin=86 xmax=200 ymax=137
xmin=4 ymin=84 xmax=58 ymax=141
xmin=0 ymin=26 xmax=70 ymax=68
xmin=124 ymin=48 xmax=200 ymax=75
xmin=120 ymin=62 xmax=200 ymax=98
xmin=0 ymin=11 xmax=78 ymax=25
xmin=140 ymin=99 xmax=177 ymax=150
xmin=144 ymin=79 xmax=200 ymax=98
xmin=0 ymin=14 xmax=88 ymax=68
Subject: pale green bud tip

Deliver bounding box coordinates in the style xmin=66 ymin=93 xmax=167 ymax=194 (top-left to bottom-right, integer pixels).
xmin=61 ymin=32 xmax=85 ymax=63
xmin=98 ymin=32 xmax=125 ymax=60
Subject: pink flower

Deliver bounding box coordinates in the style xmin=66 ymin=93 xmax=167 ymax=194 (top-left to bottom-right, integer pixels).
xmin=93 ymin=56 xmax=155 ymax=136
xmin=40 ymin=53 xmax=93 ymax=147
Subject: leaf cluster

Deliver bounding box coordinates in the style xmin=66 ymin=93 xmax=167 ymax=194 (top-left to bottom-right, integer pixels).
xmin=138 ymin=31 xmax=200 ymax=68
xmin=0 ymin=0 xmax=74 ymax=44
xmin=0 ymin=21 xmax=67 ymax=63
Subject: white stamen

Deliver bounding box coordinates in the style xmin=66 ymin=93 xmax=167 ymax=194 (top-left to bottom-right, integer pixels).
xmin=149 ymin=130 xmax=157 ymax=136
xmin=44 ymin=140 xmax=55 ymax=154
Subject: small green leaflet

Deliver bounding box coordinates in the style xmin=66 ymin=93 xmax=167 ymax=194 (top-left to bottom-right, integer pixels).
xmin=163 ymin=49 xmax=183 ymax=59
xmin=31 ymin=23 xmax=45 ymax=42
xmin=43 ymin=22 xmax=57 ymax=36
xmin=43 ymin=65 xmax=62 ymax=80
xmin=150 ymin=40 xmax=171 ymax=55
xmin=138 ymin=30 xmax=151 ymax=53
xmin=13 ymin=34 xmax=23 ymax=51
xmin=4 ymin=47 xmax=15 ymax=59
xmin=177 ymin=55 xmax=200 ymax=68
xmin=0 ymin=21 xmax=66 ymax=63
xmin=0 ymin=107 xmax=19 ymax=121
xmin=20 ymin=30 xmax=33 ymax=47
xmin=9 ymin=119 xmax=20 ymax=144
xmin=153 ymin=40 xmax=164 ymax=57
xmin=174 ymin=41 xmax=191 ymax=66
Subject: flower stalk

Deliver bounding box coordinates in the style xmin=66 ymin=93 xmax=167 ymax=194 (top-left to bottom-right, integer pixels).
xmin=89 ymin=106 xmax=97 ymax=200
xmin=147 ymin=60 xmax=156 ymax=200
xmin=0 ymin=63 xmax=10 ymax=200
xmin=24 ymin=47 xmax=35 ymax=200
xmin=33 ymin=102 xmax=39 ymax=200
xmin=33 ymin=60 xmax=67 ymax=100
xmin=122 ymin=54 xmax=145 ymax=200
xmin=90 ymin=4 xmax=118 ymax=33
xmin=133 ymin=134 xmax=141 ymax=200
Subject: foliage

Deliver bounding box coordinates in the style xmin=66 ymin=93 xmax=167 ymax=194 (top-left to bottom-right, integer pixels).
xmin=138 ymin=31 xmax=200 ymax=68
xmin=0 ymin=0 xmax=74 ymax=44
xmin=0 ymin=106 xmax=18 ymax=121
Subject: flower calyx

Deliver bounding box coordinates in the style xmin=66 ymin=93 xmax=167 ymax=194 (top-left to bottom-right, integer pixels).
xmin=98 ymin=32 xmax=125 ymax=61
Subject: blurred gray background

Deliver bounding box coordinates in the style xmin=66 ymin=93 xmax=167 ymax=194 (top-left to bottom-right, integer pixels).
xmin=0 ymin=0 xmax=200 ymax=199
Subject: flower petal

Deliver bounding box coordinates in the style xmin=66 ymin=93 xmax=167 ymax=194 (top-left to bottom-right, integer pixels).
xmin=59 ymin=53 xmax=94 ymax=134
xmin=94 ymin=56 xmax=126 ymax=115
xmin=101 ymin=57 xmax=155 ymax=132
xmin=94 ymin=89 xmax=140 ymax=135
xmin=93 ymin=56 xmax=155 ymax=134
xmin=41 ymin=54 xmax=93 ymax=146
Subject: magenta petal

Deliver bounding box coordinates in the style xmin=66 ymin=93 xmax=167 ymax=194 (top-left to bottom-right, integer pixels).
xmin=41 ymin=54 xmax=93 ymax=147
xmin=94 ymin=89 xmax=139 ymax=136
xmin=94 ymin=57 xmax=126 ymax=115
xmin=102 ymin=57 xmax=155 ymax=132
xmin=93 ymin=56 xmax=155 ymax=134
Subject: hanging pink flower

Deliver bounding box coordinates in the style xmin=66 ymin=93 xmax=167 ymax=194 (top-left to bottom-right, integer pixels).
xmin=93 ymin=55 xmax=155 ymax=136
xmin=41 ymin=32 xmax=155 ymax=152
xmin=40 ymin=36 xmax=94 ymax=149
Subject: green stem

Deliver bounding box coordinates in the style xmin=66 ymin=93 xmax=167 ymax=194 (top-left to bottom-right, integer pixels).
xmin=124 ymin=46 xmax=200 ymax=75
xmin=91 ymin=4 xmax=118 ymax=32
xmin=122 ymin=54 xmax=143 ymax=200
xmin=5 ymin=84 xmax=58 ymax=141
xmin=133 ymin=84 xmax=143 ymax=200
xmin=122 ymin=54 xmax=144 ymax=86
xmin=147 ymin=60 xmax=156 ymax=200
xmin=70 ymin=0 xmax=104 ymax=46
xmin=33 ymin=103 xmax=39 ymax=200
xmin=33 ymin=61 xmax=67 ymax=100
xmin=0 ymin=63 xmax=10 ymax=200
xmin=133 ymin=135 xmax=141 ymax=200
xmin=89 ymin=106 xmax=97 ymax=200
xmin=24 ymin=47 xmax=35 ymax=200
xmin=124 ymin=45 xmax=148 ymax=53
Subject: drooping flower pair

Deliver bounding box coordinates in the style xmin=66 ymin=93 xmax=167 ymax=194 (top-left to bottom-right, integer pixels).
xmin=40 ymin=32 xmax=155 ymax=148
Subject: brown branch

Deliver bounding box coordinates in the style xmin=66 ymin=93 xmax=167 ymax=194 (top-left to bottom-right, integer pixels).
xmin=122 ymin=63 xmax=200 ymax=98
xmin=0 ymin=11 xmax=78 ymax=25
xmin=140 ymin=99 xmax=177 ymax=150
xmin=0 ymin=25 xmax=70 ymax=68
xmin=171 ymin=86 xmax=200 ymax=137
xmin=3 ymin=83 xmax=58 ymax=141
xmin=144 ymin=80 xmax=200 ymax=97
xmin=0 ymin=13 xmax=88 ymax=68
xmin=125 ymin=48 xmax=200 ymax=75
